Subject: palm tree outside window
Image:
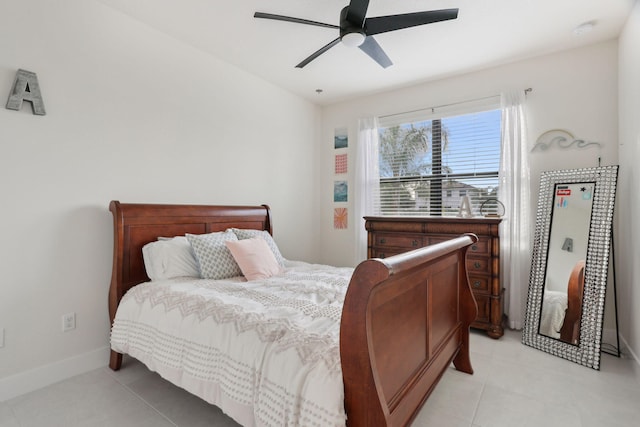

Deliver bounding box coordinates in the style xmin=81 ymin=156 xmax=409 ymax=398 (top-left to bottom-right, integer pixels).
xmin=377 ymin=108 xmax=502 ymax=217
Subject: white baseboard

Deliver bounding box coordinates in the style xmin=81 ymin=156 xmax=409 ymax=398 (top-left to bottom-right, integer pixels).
xmin=619 ymin=334 xmax=640 ymax=372
xmin=602 ymin=328 xmax=640 ymax=374
xmin=0 ymin=346 xmax=110 ymax=402
xmin=602 ymin=327 xmax=620 ymax=350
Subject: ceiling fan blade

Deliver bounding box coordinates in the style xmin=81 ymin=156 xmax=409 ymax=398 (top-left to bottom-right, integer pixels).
xmin=359 ymin=36 xmax=392 ymax=68
xmin=364 ymin=9 xmax=459 ymax=36
xmin=346 ymin=0 xmax=370 ymax=27
xmin=296 ymin=37 xmax=341 ymax=68
xmin=254 ymin=12 xmax=338 ymax=30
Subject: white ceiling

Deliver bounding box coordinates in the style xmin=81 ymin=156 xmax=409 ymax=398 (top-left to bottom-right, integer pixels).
xmin=97 ymin=0 xmax=633 ymax=106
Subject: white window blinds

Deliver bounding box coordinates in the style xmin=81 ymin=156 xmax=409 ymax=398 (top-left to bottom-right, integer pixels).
xmin=376 ymin=97 xmax=502 ymax=217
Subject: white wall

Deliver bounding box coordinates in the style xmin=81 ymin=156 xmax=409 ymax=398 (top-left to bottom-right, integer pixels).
xmin=617 ymin=0 xmax=640 ymax=363
xmin=0 ymin=0 xmax=321 ymax=398
xmin=320 ymin=41 xmax=619 ymax=268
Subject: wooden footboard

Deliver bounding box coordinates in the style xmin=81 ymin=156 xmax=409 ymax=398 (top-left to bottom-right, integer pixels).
xmin=340 ymin=234 xmax=478 ymax=427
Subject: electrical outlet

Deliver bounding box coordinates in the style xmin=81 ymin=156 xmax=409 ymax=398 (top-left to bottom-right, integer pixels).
xmin=62 ymin=313 xmax=76 ymax=332
xmin=0 ymin=328 xmax=4 ymax=348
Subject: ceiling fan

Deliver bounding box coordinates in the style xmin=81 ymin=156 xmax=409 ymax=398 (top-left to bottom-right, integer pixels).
xmin=254 ymin=0 xmax=458 ymax=69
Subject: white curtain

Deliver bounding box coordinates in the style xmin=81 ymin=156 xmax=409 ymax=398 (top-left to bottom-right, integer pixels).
xmin=354 ymin=117 xmax=381 ymax=262
xmin=499 ymin=91 xmax=531 ymax=330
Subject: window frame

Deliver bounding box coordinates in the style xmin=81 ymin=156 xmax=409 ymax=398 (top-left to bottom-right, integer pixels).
xmin=376 ymin=97 xmax=502 ymax=217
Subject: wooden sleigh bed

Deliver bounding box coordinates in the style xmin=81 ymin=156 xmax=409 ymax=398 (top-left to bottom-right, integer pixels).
xmin=108 ymin=201 xmax=478 ymax=427
xmin=558 ymin=260 xmax=586 ymax=344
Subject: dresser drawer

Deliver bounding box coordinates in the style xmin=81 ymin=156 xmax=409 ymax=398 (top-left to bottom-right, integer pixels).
xmin=467 ymin=256 xmax=491 ymax=274
xmin=428 ymin=235 xmax=489 ymax=255
xmin=374 ymin=233 xmax=424 ymax=249
xmin=468 ymin=276 xmax=489 ymax=293
xmin=426 ymin=235 xmax=451 ymax=245
xmin=466 ymin=256 xmax=490 ymax=274
xmin=370 ymin=248 xmax=404 ymax=259
xmin=468 ymin=238 xmax=490 ymax=256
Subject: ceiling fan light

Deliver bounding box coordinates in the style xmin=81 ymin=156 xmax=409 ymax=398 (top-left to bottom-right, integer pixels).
xmin=341 ymin=31 xmax=366 ymax=48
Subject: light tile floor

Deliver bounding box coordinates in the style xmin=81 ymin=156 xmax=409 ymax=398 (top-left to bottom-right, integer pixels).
xmin=1 ymin=330 xmax=639 ymax=426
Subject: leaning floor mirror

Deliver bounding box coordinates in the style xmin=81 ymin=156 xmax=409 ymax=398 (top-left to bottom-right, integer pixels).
xmin=522 ymin=165 xmax=618 ymax=369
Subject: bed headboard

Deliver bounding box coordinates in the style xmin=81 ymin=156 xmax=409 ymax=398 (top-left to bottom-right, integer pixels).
xmin=108 ymin=200 xmax=273 ymax=325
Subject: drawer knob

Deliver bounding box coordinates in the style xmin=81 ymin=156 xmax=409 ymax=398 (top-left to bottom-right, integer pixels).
xmin=412 ymin=240 xmax=419 ymax=246
xmin=473 ymin=280 xmax=481 ymax=288
xmin=471 ymin=245 xmax=478 ymax=251
xmin=474 ymin=261 xmax=481 ymax=269
xmin=379 ymin=253 xmax=386 ymax=258
xmin=380 ymin=238 xmax=386 ymax=244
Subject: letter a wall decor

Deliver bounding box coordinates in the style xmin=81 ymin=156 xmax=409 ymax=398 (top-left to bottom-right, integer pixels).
xmin=6 ymin=69 xmax=46 ymax=115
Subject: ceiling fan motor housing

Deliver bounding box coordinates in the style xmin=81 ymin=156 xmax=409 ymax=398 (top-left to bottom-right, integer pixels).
xmin=339 ymin=6 xmax=366 ymax=46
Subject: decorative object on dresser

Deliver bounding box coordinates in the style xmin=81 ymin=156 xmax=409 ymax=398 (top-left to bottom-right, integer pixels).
xmin=366 ymin=216 xmax=504 ymax=338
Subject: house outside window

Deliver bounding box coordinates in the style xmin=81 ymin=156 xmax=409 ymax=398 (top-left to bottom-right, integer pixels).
xmin=377 ymin=100 xmax=502 ymax=217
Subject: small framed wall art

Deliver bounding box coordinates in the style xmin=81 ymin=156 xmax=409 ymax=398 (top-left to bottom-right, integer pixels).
xmin=334 ymin=128 xmax=348 ymax=149
xmin=334 ymin=208 xmax=348 ymax=230
xmin=335 ymin=153 xmax=348 ymax=174
xmin=334 ymin=180 xmax=348 ymax=202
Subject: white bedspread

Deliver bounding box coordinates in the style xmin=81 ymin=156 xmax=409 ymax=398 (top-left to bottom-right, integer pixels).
xmin=539 ymin=290 xmax=568 ymax=339
xmin=111 ymin=262 xmax=353 ymax=427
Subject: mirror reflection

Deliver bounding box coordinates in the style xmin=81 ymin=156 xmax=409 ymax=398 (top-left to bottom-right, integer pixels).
xmin=539 ymin=182 xmax=593 ymax=344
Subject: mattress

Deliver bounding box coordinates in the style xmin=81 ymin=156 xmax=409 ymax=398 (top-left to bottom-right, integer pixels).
xmin=111 ymin=262 xmax=353 ymax=427
xmin=539 ymin=290 xmax=568 ymax=339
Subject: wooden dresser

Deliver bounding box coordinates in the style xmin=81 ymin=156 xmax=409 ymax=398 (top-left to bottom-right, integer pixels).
xmin=365 ymin=216 xmax=504 ymax=338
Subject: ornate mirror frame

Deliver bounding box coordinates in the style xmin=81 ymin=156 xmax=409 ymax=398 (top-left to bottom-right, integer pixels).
xmin=522 ymin=165 xmax=618 ymax=369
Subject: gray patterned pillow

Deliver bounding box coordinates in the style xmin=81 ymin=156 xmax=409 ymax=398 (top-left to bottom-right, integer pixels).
xmin=186 ymin=231 xmax=242 ymax=280
xmin=228 ymin=228 xmax=286 ymax=266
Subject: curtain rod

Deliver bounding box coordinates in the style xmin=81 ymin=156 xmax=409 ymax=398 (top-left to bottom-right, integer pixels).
xmin=379 ymin=88 xmax=533 ymax=120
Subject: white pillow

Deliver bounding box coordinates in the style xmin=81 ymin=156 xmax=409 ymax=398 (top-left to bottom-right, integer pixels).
xmin=228 ymin=228 xmax=286 ymax=266
xmin=142 ymin=236 xmax=200 ymax=281
xmin=226 ymin=237 xmax=283 ymax=281
xmin=186 ymin=231 xmax=243 ymax=280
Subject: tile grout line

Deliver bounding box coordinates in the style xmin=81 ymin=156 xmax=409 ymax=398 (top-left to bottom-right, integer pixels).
xmin=105 ymin=367 xmax=179 ymax=427
xmin=10 ymin=403 xmax=22 ymax=427
xmin=469 ymin=382 xmax=486 ymax=427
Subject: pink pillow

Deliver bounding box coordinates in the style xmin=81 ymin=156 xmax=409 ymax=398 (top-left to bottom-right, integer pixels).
xmin=225 ymin=237 xmax=283 ymax=281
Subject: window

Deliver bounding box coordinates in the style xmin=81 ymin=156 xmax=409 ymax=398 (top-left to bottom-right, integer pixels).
xmin=377 ymin=99 xmax=502 ymax=217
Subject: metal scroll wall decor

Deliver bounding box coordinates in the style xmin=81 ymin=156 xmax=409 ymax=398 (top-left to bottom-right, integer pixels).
xmin=6 ymin=69 xmax=46 ymax=115
xmin=522 ymin=165 xmax=618 ymax=370
xmin=531 ymin=129 xmax=600 ymax=152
